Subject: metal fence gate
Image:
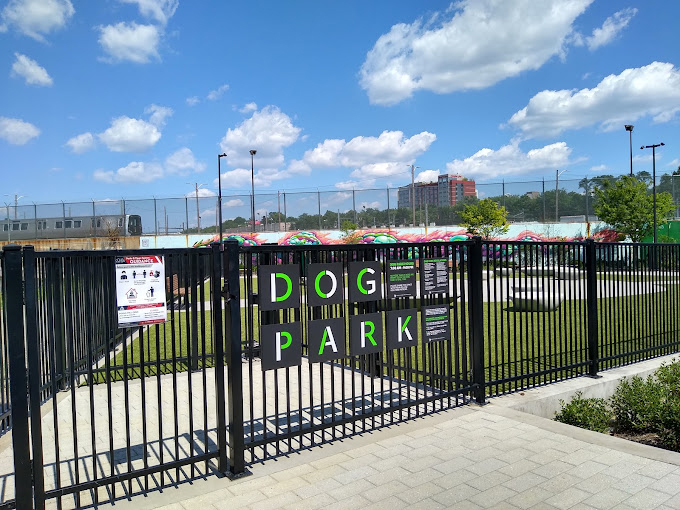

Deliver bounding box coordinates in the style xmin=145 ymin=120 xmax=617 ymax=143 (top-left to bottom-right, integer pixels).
xmin=2 ymin=239 xmax=680 ymax=508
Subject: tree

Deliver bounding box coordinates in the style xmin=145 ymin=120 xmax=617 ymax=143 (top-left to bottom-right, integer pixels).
xmin=339 ymin=220 xmax=361 ymax=244
xmin=459 ymin=198 xmax=509 ymax=239
xmin=593 ymin=176 xmax=674 ymax=242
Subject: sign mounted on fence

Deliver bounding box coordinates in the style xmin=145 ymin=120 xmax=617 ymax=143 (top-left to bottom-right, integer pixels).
xmin=115 ymin=255 xmax=167 ymax=328
xmin=387 ymin=260 xmax=416 ymax=298
xmin=421 ymin=258 xmax=449 ymax=295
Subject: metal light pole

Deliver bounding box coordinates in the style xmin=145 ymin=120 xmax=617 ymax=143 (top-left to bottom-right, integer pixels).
xmin=250 ymin=149 xmax=257 ymax=233
xmin=187 ymin=183 xmax=205 ymax=232
xmin=218 ymin=153 xmax=227 ymax=247
xmin=408 ymin=164 xmax=419 ymax=227
xmin=641 ymin=142 xmax=665 ymax=243
xmin=556 ymin=169 xmax=567 ymax=222
xmin=625 ymin=125 xmax=634 ymax=176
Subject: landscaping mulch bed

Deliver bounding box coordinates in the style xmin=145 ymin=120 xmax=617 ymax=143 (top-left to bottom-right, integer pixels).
xmin=611 ymin=431 xmax=679 ymax=453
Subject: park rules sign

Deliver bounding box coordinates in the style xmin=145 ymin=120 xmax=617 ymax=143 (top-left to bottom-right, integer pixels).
xmin=115 ymin=255 xmax=167 ymax=328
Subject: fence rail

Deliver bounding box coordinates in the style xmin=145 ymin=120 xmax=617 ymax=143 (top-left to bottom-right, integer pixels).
xmin=1 ymin=239 xmax=679 ymax=509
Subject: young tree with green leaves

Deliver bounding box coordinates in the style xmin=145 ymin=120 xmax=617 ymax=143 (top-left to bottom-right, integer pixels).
xmin=593 ymin=176 xmax=674 ymax=242
xmin=460 ymin=198 xmax=509 ymax=239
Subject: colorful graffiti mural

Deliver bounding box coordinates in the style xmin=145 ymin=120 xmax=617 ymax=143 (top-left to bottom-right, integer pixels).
xmin=192 ymin=225 xmax=621 ymax=248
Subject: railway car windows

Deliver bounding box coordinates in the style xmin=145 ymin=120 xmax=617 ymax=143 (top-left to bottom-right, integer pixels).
xmin=118 ymin=218 xmax=124 ymax=227
xmin=2 ymin=225 xmax=7 ymax=232
xmin=37 ymin=221 xmax=46 ymax=230
xmin=12 ymin=224 xmax=19 ymax=231
xmin=65 ymin=220 xmax=72 ymax=228
xmin=74 ymin=220 xmax=81 ymax=228
xmin=56 ymin=221 xmax=62 ymax=228
xmin=97 ymin=219 xmax=101 ymax=228
xmin=20 ymin=223 xmax=28 ymax=230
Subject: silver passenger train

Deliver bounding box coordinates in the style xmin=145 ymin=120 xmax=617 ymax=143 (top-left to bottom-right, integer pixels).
xmin=1 ymin=214 xmax=142 ymax=241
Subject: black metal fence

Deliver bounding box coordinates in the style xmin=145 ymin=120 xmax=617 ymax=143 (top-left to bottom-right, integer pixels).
xmin=1 ymin=239 xmax=680 ymax=509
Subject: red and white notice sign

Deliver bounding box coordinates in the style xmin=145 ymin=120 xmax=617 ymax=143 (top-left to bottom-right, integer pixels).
xmin=115 ymin=255 xmax=167 ymax=327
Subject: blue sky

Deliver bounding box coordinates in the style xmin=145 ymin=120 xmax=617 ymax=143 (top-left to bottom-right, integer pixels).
xmin=2 ymin=0 xmax=679 ymax=212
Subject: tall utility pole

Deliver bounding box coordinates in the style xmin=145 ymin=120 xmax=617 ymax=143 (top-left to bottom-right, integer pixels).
xmin=409 ymin=164 xmax=419 ymax=227
xmin=556 ymin=169 xmax=567 ymax=222
xmin=218 ymin=153 xmax=227 ymax=245
xmin=625 ymin=125 xmax=634 ymax=176
xmin=193 ymin=183 xmax=202 ymax=231
xmin=250 ymin=149 xmax=257 ymax=233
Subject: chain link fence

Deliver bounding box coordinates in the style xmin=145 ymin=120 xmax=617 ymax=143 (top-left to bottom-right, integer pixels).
xmin=4 ymin=176 xmax=680 ymax=238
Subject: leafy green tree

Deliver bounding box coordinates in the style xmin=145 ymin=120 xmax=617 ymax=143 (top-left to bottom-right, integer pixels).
xmin=459 ymin=198 xmax=509 ymax=239
xmin=593 ymin=176 xmax=674 ymax=242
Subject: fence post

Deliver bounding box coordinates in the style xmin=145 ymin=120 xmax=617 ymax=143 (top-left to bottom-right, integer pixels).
xmin=23 ymin=246 xmax=45 ymax=509
xmin=468 ymin=237 xmax=486 ymax=404
xmin=585 ymin=239 xmax=600 ymax=377
xmin=211 ymin=244 xmax=228 ymax=474
xmin=224 ymin=241 xmax=248 ymax=477
xmin=3 ymin=245 xmax=33 ymax=509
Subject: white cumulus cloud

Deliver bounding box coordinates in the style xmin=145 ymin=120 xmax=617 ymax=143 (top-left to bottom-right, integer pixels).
xmin=224 ymin=198 xmax=244 ymax=207
xmin=0 ymin=0 xmax=74 ymax=41
xmin=585 ymin=8 xmax=637 ymax=51
xmin=166 ymin=147 xmax=206 ymax=175
xmin=508 ymin=62 xmax=680 ymax=138
xmin=360 ymin=0 xmax=593 ymax=105
xmin=415 ymin=169 xmax=440 ymax=183
xmin=239 ymin=102 xmax=257 ymax=113
xmin=186 ymin=96 xmax=200 ymax=106
xmin=118 ymin=0 xmax=178 ymax=25
xmin=0 ymin=116 xmax=40 ymax=145
xmin=145 ymin=104 xmax=173 ymax=127
xmin=98 ymin=22 xmax=161 ymax=64
xmin=293 ymin=130 xmax=436 ymax=181
xmin=185 ymin=187 xmax=216 ymax=198
xmin=65 ymin=132 xmax=96 ymax=153
xmin=98 ymin=116 xmax=161 ymax=152
xmin=94 ymin=161 xmax=164 ymax=184
xmin=445 ymin=142 xmax=573 ymax=179
xmin=11 ymin=53 xmax=53 ymax=86
xmin=220 ymin=105 xmax=301 ymax=170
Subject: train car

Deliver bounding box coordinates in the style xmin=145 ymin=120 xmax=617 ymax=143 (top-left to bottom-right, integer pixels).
xmin=1 ymin=214 xmax=142 ymax=241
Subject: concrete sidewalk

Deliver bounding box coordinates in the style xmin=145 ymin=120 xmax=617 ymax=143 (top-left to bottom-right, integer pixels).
xmin=106 ymin=402 xmax=680 ymax=510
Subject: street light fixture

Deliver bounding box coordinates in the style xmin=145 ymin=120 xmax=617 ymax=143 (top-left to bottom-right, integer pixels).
xmin=641 ymin=142 xmax=665 ymax=243
xmin=218 ymin=153 xmax=227 ymax=248
xmin=625 ymin=125 xmax=634 ymax=176
xmin=250 ymin=150 xmax=257 ymax=233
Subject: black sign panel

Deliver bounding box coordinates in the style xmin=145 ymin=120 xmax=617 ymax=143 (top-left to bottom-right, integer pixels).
xmin=308 ymin=318 xmax=346 ymax=363
xmin=386 ymin=308 xmax=418 ymax=350
xmin=258 ymin=264 xmax=300 ymax=310
xmin=386 ymin=260 xmax=416 ymax=298
xmin=420 ymin=258 xmax=449 ymax=295
xmin=348 ymin=261 xmax=383 ymax=302
xmin=349 ymin=313 xmax=383 ymax=355
xmin=307 ymin=263 xmax=344 ymax=306
xmin=421 ymin=305 xmax=450 ymax=342
xmin=260 ymin=322 xmax=302 ymax=370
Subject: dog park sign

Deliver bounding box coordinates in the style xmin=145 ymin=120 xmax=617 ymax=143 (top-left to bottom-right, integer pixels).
xmin=257 ymin=259 xmax=448 ymax=371
xmin=115 ymin=255 xmax=167 ymax=328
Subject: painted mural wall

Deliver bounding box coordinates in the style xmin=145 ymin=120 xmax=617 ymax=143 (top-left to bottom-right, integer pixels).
xmin=139 ymin=222 xmax=620 ymax=249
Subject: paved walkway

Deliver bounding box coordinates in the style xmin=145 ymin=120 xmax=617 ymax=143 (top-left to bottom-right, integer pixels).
xmin=103 ymin=402 xmax=680 ymax=510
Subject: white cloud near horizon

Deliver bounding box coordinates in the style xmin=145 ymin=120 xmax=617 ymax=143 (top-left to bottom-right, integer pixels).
xmin=0 ymin=0 xmax=74 ymax=41
xmin=94 ymin=161 xmax=164 ymax=183
xmin=166 ymin=147 xmax=206 ymax=175
xmin=445 ymin=141 xmax=573 ymax=179
xmin=239 ymin=102 xmax=257 ymax=113
xmin=360 ymin=0 xmax=593 ymax=105
xmin=585 ymin=8 xmax=637 ymax=50
xmin=508 ymin=62 xmax=680 ymax=138
xmin=415 ymin=169 xmax=440 ymax=183
xmin=65 ymin=132 xmax=96 ymax=153
xmin=0 ymin=116 xmax=40 ymax=145
xmin=98 ymin=116 xmax=161 ymax=152
xmin=185 ymin=187 xmax=216 ymax=198
xmin=11 ymin=53 xmax=53 ymax=86
xmin=98 ymin=22 xmax=161 ymax=63
xmin=292 ymin=130 xmax=436 ymax=182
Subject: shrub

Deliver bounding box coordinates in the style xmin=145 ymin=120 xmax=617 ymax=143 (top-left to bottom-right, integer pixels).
xmin=555 ymin=392 xmax=611 ymax=433
xmin=654 ymin=359 xmax=680 ymax=450
xmin=610 ymin=375 xmax=664 ymax=433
